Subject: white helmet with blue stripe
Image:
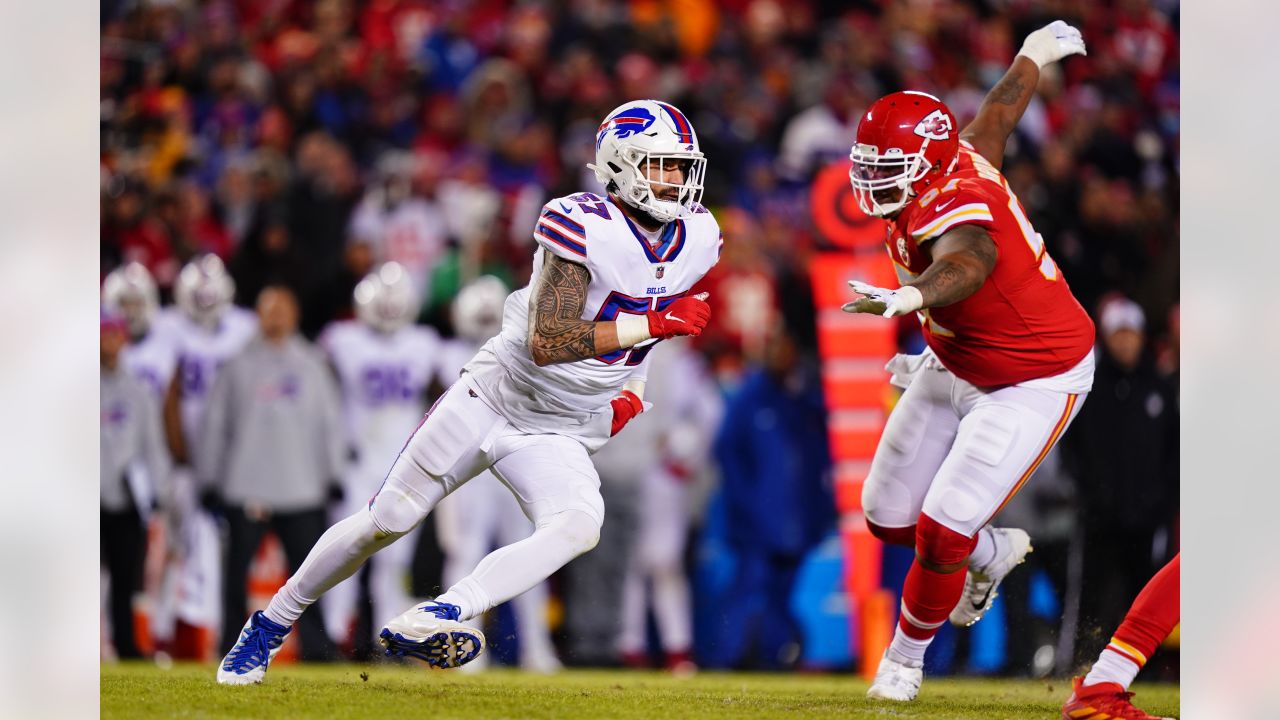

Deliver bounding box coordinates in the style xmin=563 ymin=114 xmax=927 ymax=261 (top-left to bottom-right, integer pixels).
xmin=588 ymin=99 xmax=705 ymax=224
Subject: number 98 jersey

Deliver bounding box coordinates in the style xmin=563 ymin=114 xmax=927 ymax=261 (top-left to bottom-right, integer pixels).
xmin=888 ymin=143 xmax=1095 ymax=388
xmin=319 ymin=320 xmax=442 ymax=458
xmin=465 ymin=192 xmax=722 ymax=452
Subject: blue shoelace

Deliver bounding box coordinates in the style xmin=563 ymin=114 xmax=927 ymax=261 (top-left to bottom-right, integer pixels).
xmin=417 ymin=601 xmax=461 ymax=621
xmin=223 ymin=617 xmax=285 ymax=674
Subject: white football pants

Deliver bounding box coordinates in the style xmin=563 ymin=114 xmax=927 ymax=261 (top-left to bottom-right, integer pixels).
xmin=435 ymin=470 xmax=560 ymax=668
xmin=322 ymin=456 xmax=421 ymax=644
xmin=863 ymin=353 xmax=1086 ymax=538
xmin=265 ymin=375 xmax=603 ymax=629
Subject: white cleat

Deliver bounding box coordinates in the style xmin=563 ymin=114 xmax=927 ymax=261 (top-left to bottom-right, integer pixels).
xmin=950 ymin=527 xmax=1032 ymax=628
xmin=866 ymin=653 xmax=923 ymax=701
xmin=216 ymin=611 xmax=291 ymax=685
xmin=379 ymin=600 xmax=485 ymax=669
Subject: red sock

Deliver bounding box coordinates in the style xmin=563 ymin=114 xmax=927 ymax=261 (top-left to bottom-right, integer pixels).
xmin=1109 ymin=553 xmax=1180 ymax=666
xmin=898 ymin=560 xmax=968 ymax=639
xmin=898 ymin=515 xmax=977 ymax=641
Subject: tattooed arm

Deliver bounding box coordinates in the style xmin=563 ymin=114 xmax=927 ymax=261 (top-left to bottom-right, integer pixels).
xmin=909 ymin=224 xmax=999 ymax=308
xmin=959 ymin=57 xmax=1040 ymax=171
xmin=527 ymin=253 xmax=624 ymax=366
xmin=962 ymin=22 xmax=1087 ymax=169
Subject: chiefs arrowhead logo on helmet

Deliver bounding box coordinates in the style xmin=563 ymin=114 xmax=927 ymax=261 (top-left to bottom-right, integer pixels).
xmin=913 ymin=109 xmax=953 ymax=141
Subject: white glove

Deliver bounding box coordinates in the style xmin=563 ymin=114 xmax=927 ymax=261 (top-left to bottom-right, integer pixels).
xmin=1017 ymin=20 xmax=1086 ymax=69
xmin=842 ymin=280 xmax=923 ymax=319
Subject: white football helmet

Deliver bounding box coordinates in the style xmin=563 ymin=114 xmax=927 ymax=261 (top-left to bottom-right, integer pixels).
xmin=588 ymin=99 xmax=705 ymax=224
xmin=174 ymin=254 xmax=235 ymax=327
xmin=354 ymin=262 xmax=418 ymax=334
xmin=451 ymin=275 xmax=508 ymax=343
xmin=101 ymin=261 xmax=159 ymax=337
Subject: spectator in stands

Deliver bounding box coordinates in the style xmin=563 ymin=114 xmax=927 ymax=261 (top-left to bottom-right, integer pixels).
xmin=101 ymin=312 xmax=171 ymax=659
xmin=197 ymin=286 xmax=345 ymax=661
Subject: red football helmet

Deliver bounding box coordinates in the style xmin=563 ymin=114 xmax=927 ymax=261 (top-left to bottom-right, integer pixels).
xmin=848 ymin=91 xmax=960 ymax=217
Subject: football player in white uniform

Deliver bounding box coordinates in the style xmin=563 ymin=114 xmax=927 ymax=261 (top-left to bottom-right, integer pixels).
xmin=217 ymin=99 xmax=721 ymax=684
xmin=102 ymin=262 xmax=178 ymax=401
xmin=319 ymin=262 xmax=442 ymax=647
xmin=165 ymin=255 xmax=258 ymax=653
xmin=432 ymin=275 xmax=562 ymax=673
xmin=102 ymin=262 xmax=179 ymax=653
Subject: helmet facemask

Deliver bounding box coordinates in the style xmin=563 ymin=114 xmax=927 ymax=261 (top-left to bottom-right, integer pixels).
xmin=614 ymin=148 xmax=706 ymax=224
xmin=848 ymin=141 xmax=933 ymax=218
xmin=589 ymin=100 xmax=706 ymax=225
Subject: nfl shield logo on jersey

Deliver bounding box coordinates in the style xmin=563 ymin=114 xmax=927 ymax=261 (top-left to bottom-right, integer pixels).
xmin=655 ymin=265 xmax=665 ymax=279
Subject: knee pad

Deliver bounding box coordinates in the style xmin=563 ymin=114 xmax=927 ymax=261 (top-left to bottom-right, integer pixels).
xmin=862 ymin=473 xmax=920 ymax=530
xmin=539 ymin=509 xmax=601 ymax=557
xmin=866 ymin=519 xmax=916 ymax=547
xmin=368 ymin=475 xmax=433 ymax=536
xmin=915 ymin=513 xmax=978 ymax=567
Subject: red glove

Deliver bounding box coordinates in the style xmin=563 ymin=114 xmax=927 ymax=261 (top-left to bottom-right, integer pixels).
xmin=646 ymin=294 xmax=711 ymax=340
xmin=610 ymin=390 xmax=644 ymax=436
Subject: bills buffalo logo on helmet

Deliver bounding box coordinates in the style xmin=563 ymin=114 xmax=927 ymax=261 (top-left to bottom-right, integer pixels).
xmin=596 ymin=107 xmax=657 ymax=149
xmin=913 ymin=109 xmax=953 ymax=141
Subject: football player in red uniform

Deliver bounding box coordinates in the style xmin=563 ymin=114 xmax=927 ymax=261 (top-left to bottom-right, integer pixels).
xmin=841 ymin=22 xmax=1095 ymax=700
xmin=1061 ymin=554 xmax=1179 ymax=720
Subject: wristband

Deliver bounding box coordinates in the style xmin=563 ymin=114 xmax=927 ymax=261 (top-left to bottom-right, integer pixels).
xmin=897 ymin=285 xmax=924 ymax=314
xmin=615 ymin=314 xmax=652 ymax=348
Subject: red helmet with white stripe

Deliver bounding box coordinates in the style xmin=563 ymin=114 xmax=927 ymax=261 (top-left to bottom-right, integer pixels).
xmin=848 ymin=91 xmax=960 ymax=217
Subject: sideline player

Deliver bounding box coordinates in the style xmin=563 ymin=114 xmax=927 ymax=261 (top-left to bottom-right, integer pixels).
xmin=432 ymin=275 xmax=562 ymax=673
xmin=165 ymin=255 xmax=258 ymax=654
xmin=1061 ymin=554 xmax=1179 ymax=720
xmin=840 ymin=22 xmax=1094 ymax=700
xmin=217 ymin=99 xmax=721 ymax=684
xmin=101 ymin=262 xmax=180 ymax=653
xmin=318 ymin=262 xmax=441 ymax=647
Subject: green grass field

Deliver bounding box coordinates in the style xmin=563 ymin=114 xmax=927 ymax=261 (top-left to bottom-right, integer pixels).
xmin=101 ymin=662 xmax=1179 ymax=719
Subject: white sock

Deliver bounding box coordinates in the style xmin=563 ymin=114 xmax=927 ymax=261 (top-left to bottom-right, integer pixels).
xmin=437 ymin=509 xmax=599 ymax=622
xmin=1083 ymin=646 xmax=1142 ymax=690
xmin=263 ymin=510 xmax=401 ymax=627
xmin=885 ymin=628 xmax=930 ymax=668
xmin=968 ymin=526 xmax=1000 ymax=573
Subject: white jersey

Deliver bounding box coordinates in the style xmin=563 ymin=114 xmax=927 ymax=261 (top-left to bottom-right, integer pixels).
xmin=320 ymin=321 xmax=442 ymax=457
xmin=121 ymin=324 xmax=179 ymax=400
xmin=169 ymin=306 xmax=258 ymax=452
xmin=465 ymin=192 xmax=722 ymax=452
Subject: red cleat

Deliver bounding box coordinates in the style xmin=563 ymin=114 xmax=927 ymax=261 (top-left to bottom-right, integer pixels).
xmin=1061 ymin=677 xmax=1173 ymax=720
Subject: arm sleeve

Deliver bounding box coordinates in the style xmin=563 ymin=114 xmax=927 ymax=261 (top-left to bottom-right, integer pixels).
xmin=196 ymin=360 xmax=233 ymax=492
xmin=533 ymin=202 xmax=588 ymax=262
xmin=140 ymin=389 xmax=173 ymax=506
xmin=317 ymin=358 xmax=347 ymax=482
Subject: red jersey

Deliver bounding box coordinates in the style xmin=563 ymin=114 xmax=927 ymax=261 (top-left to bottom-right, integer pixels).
xmin=887 ymin=143 xmax=1094 ymax=387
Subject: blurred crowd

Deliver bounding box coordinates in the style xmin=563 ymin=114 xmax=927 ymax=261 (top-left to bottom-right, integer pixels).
xmin=101 ymin=0 xmax=1179 ymax=677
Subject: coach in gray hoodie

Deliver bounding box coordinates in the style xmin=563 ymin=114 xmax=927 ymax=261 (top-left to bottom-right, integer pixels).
xmin=198 ymin=285 xmax=345 ymax=660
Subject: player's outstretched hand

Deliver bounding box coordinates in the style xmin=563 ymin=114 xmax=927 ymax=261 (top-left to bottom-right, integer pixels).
xmin=842 ymin=280 xmax=923 ymax=318
xmin=647 ymin=292 xmax=710 ymax=339
xmin=610 ymin=389 xmax=645 ymax=436
xmin=1018 ymin=20 xmax=1086 ymax=69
